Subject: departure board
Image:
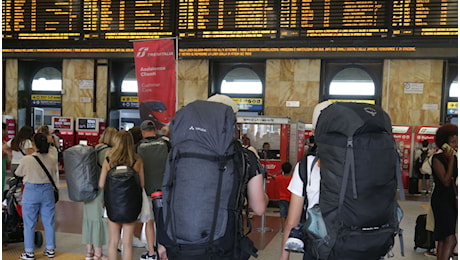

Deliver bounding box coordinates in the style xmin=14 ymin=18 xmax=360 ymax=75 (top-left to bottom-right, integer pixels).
xmin=2 ymin=0 xmax=174 ymax=40
xmin=2 ymin=0 xmax=458 ymax=42
xmin=178 ymin=0 xmax=278 ymax=38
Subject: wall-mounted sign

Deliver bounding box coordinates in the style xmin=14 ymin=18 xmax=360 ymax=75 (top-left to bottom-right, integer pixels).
xmin=404 ymin=82 xmax=424 ymax=94
xmin=31 ymin=94 xmax=61 ymax=106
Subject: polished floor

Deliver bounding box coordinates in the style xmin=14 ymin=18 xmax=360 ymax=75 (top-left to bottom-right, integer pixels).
xmin=2 ymin=175 xmax=457 ymax=260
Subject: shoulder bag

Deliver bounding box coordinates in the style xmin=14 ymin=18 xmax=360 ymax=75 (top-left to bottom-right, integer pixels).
xmin=33 ymin=155 xmax=59 ymax=203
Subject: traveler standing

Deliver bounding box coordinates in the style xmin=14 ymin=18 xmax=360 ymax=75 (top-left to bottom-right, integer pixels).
xmin=430 ymin=123 xmax=457 ymax=260
xmin=3 ymin=125 xmax=34 ymax=175
xmin=98 ymin=131 xmax=145 ymax=260
xmin=136 ymin=120 xmax=170 ymax=260
xmin=16 ymin=133 xmax=58 ymax=260
xmin=280 ymin=101 xmax=330 ymax=260
xmin=82 ymin=127 xmax=117 ymax=260
xmin=157 ymin=95 xmax=268 ymax=260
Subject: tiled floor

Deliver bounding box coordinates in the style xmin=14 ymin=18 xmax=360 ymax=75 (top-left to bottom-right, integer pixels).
xmin=2 ymin=176 xmax=457 ymax=260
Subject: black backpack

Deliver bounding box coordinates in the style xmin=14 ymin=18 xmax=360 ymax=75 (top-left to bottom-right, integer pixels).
xmin=311 ymin=102 xmax=405 ymax=260
xmin=158 ymin=100 xmax=258 ymax=259
xmin=104 ymin=162 xmax=142 ymax=223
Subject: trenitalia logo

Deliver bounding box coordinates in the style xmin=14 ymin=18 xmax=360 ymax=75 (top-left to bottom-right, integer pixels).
xmin=136 ymin=47 xmax=149 ymax=57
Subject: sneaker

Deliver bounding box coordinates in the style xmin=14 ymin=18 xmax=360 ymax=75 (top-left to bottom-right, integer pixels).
xmin=132 ymin=236 xmax=146 ymax=248
xmin=140 ymin=251 xmax=156 ymax=260
xmin=43 ymin=249 xmax=55 ymax=258
xmin=284 ymin=237 xmax=304 ymax=253
xmin=20 ymin=252 xmax=35 ymax=260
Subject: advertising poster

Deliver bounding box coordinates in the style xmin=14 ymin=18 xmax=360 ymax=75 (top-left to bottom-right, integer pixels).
xmin=392 ymin=125 xmax=412 ymax=189
xmin=134 ymin=39 xmax=176 ymax=129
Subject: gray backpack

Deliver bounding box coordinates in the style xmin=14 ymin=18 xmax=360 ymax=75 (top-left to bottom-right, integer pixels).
xmin=158 ymin=100 xmax=258 ymax=259
xmin=63 ymin=144 xmax=107 ymax=202
xmin=136 ymin=137 xmax=169 ymax=195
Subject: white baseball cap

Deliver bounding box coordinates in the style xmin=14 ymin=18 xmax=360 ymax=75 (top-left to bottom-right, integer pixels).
xmin=207 ymin=94 xmax=239 ymax=113
xmin=312 ymin=101 xmax=332 ymax=129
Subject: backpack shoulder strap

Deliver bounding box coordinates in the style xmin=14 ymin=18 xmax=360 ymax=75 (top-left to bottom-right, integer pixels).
xmin=96 ymin=144 xmax=109 ymax=168
xmin=299 ymin=154 xmax=319 ymax=222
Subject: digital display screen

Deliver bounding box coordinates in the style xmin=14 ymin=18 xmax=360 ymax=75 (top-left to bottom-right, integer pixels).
xmin=52 ymin=117 xmax=73 ymax=130
xmin=77 ymin=118 xmax=97 ymax=131
xmin=2 ymin=0 xmax=457 ymax=41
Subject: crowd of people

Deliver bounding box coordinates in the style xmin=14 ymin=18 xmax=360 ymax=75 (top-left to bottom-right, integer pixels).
xmin=1 ymin=96 xmax=457 ymax=260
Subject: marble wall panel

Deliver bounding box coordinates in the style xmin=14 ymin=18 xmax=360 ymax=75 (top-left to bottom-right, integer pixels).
xmin=62 ymin=59 xmax=96 ymax=118
xmin=176 ymin=60 xmax=208 ymax=109
xmin=382 ymin=59 xmax=443 ymax=126
xmin=4 ymin=59 xmax=18 ymax=118
xmin=96 ymin=59 xmax=109 ymax=119
xmin=265 ymin=59 xmax=321 ymax=123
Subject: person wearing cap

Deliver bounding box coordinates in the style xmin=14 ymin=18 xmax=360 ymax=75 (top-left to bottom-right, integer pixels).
xmin=137 ymin=120 xmax=170 ymax=260
xmin=280 ymin=101 xmax=331 ymax=260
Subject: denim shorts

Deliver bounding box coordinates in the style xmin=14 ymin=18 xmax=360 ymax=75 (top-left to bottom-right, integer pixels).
xmin=279 ymin=200 xmax=289 ymax=218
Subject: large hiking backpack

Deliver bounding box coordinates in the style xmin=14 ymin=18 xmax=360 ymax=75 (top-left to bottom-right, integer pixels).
xmin=104 ymin=163 xmax=142 ymax=223
xmin=312 ymin=102 xmax=404 ymax=260
xmin=159 ymin=100 xmax=258 ymax=259
xmin=136 ymin=137 xmax=169 ymax=195
xmin=63 ymin=144 xmax=108 ymax=202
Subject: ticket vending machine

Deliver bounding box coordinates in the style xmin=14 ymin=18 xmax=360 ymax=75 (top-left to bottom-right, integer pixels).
xmin=75 ymin=117 xmax=100 ymax=146
xmin=51 ymin=117 xmax=75 ymax=150
xmin=304 ymin=123 xmax=314 ymax=143
xmin=392 ymin=125 xmax=413 ymax=189
xmin=413 ymin=125 xmax=439 ymax=149
xmin=289 ymin=121 xmax=305 ymax=165
xmin=237 ymin=116 xmax=290 ymax=200
xmin=3 ymin=115 xmax=16 ymax=141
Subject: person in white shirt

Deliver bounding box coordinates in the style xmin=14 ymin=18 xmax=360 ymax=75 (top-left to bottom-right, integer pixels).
xmin=3 ymin=125 xmax=35 ymax=175
xmin=280 ymin=101 xmax=331 ymax=260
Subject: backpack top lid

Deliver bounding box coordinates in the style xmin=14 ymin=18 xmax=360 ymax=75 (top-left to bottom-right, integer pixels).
xmin=170 ymin=100 xmax=236 ymax=156
xmin=315 ymin=102 xmax=392 ymax=139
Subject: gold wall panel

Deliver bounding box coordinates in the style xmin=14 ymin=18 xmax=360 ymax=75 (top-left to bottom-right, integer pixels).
xmin=62 ymin=59 xmax=96 ymax=118
xmin=265 ymin=59 xmax=321 ymax=123
xmin=96 ymin=60 xmax=108 ymax=119
xmin=177 ymin=59 xmax=209 ymax=109
xmin=382 ymin=59 xmax=443 ymax=126
xmin=4 ymin=59 xmax=18 ymax=118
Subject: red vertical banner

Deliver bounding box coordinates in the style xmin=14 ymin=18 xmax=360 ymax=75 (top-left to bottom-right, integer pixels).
xmin=134 ymin=39 xmax=176 ymax=129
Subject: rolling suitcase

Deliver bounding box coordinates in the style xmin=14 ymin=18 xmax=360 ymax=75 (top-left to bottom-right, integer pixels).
xmin=409 ymin=177 xmax=419 ymax=194
xmin=414 ymin=214 xmax=435 ymax=250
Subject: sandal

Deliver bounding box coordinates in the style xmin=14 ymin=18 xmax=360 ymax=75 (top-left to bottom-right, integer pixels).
xmin=94 ymin=255 xmax=108 ymax=260
xmin=85 ymin=251 xmax=94 ymax=260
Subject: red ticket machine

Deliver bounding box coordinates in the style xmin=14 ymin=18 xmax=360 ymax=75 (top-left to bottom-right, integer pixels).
xmin=414 ymin=125 xmax=438 ymax=147
xmin=75 ymin=118 xmax=100 ymax=146
xmin=3 ymin=116 xmax=16 ymax=141
xmin=392 ymin=125 xmax=413 ymax=189
xmin=237 ymin=116 xmax=290 ymax=200
xmin=304 ymin=123 xmax=314 ymax=142
xmin=290 ymin=121 xmax=305 ymax=164
xmin=52 ymin=117 xmax=75 ymax=150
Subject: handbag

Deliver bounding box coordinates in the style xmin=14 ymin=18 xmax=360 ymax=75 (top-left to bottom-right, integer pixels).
xmin=138 ymin=188 xmax=153 ymax=223
xmin=33 ymin=155 xmax=59 ymax=203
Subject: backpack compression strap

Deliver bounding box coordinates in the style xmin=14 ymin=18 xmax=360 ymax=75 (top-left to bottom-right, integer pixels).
xmin=338 ymin=137 xmax=358 ymax=216
xmin=163 ymin=150 xmax=235 ymax=253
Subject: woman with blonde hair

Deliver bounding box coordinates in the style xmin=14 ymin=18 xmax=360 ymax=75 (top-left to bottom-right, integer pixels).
xmin=82 ymin=127 xmax=118 ymax=260
xmin=98 ymin=131 xmax=145 ymax=260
